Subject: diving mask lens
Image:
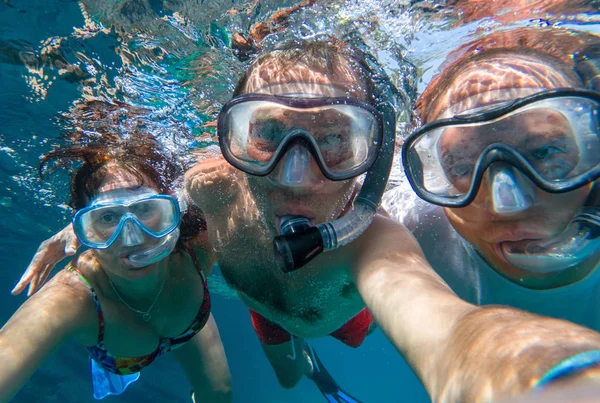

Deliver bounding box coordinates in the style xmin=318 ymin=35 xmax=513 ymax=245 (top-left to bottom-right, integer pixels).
xmin=404 ymin=89 xmax=600 ymax=207
xmin=73 ymin=195 xmax=181 ymax=249
xmin=218 ymin=94 xmax=384 ymax=181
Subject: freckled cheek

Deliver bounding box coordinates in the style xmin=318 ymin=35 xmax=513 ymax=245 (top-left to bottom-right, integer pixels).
xmin=93 ymin=249 xmax=122 ymax=269
xmin=446 ymin=203 xmax=489 ymax=232
xmin=536 ymin=187 xmax=590 ymax=223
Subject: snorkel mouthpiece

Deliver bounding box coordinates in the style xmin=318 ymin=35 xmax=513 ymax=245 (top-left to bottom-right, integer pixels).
xmin=127 ymin=228 xmax=180 ymax=268
xmin=274 ymin=216 xmax=324 ymax=273
xmin=502 ymin=208 xmax=600 ymax=273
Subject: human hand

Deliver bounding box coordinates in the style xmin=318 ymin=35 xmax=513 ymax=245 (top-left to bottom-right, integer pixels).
xmin=184 ymin=157 xmax=241 ymax=209
xmin=12 ymin=223 xmax=80 ymax=297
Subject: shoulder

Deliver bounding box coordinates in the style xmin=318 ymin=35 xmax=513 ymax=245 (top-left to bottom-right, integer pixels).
xmin=13 ymin=265 xmax=99 ymax=344
xmin=66 ymin=252 xmax=109 ymax=295
xmin=42 ymin=258 xmax=96 ymax=303
xmin=46 ymin=258 xmax=102 ymax=342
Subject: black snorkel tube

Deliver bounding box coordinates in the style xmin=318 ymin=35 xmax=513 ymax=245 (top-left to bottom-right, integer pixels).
xmin=271 ymin=35 xmax=405 ymax=273
xmin=274 ymin=102 xmax=397 ymax=272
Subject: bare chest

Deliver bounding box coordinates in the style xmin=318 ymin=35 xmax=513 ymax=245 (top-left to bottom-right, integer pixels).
xmin=97 ymin=270 xmax=205 ymax=357
xmin=217 ymin=231 xmax=364 ymax=335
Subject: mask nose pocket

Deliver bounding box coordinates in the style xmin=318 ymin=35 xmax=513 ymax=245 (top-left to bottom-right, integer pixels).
xmin=272 ymin=144 xmax=317 ymax=187
xmin=488 ymin=164 xmax=536 ymax=215
xmin=121 ymin=219 xmax=145 ymax=247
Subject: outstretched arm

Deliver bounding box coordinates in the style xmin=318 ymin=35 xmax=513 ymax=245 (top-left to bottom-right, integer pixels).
xmin=0 ymin=269 xmax=95 ymax=401
xmin=353 ymin=215 xmax=600 ymax=402
xmin=501 ymin=376 xmax=600 ymax=403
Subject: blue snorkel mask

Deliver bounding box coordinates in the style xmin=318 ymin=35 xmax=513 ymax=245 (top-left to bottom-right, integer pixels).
xmin=72 ymin=189 xmax=187 ymax=268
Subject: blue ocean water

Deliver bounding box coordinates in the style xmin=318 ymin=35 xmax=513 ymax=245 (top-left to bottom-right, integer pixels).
xmin=0 ymin=0 xmax=599 ymax=402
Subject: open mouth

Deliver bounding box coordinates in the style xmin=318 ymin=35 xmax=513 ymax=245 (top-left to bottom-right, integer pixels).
xmin=122 ymin=255 xmax=150 ymax=270
xmin=497 ymin=238 xmax=542 ymax=258
xmin=499 ymin=237 xmax=542 ymax=250
xmin=496 ymin=237 xmax=575 ymax=274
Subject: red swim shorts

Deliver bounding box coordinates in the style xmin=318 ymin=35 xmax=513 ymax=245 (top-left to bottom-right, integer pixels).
xmin=248 ymin=308 xmax=373 ymax=348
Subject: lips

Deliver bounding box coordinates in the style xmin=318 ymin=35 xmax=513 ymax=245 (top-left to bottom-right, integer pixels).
xmin=120 ymin=246 xmax=156 ymax=270
xmin=121 ymin=256 xmax=149 ymax=270
xmin=119 ymin=247 xmax=146 ymax=260
xmin=505 ymin=235 xmax=543 ymax=245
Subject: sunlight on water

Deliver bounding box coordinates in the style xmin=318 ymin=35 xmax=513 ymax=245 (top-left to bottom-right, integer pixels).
xmin=0 ymin=0 xmax=598 ymax=261
xmin=0 ymin=1 xmax=599 ymax=402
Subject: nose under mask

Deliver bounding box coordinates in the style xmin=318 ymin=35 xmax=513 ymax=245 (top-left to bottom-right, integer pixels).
xmin=270 ymin=144 xmax=323 ymax=187
xmin=488 ymin=164 xmax=536 ymax=215
xmin=121 ymin=220 xmax=145 ymax=247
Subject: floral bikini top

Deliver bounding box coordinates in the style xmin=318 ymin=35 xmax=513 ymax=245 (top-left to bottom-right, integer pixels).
xmin=66 ymin=251 xmax=211 ymax=376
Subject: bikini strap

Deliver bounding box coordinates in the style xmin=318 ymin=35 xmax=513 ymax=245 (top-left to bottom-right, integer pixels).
xmin=184 ymin=244 xmax=207 ymax=283
xmin=66 ymin=264 xmax=106 ymax=347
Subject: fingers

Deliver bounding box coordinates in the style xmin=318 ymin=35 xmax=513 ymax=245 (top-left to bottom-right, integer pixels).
xmin=13 ymin=224 xmax=79 ymax=297
xmin=11 ymin=257 xmax=39 ymax=295
xmin=28 ymin=270 xmax=40 ymax=298
xmin=10 ymin=273 xmax=31 ymax=295
xmin=31 ymin=264 xmax=54 ymax=297
xmin=27 ymin=261 xmax=57 ymax=297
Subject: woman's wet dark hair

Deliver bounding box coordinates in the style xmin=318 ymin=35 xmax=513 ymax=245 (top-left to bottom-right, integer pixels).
xmin=40 ymin=100 xmax=205 ymax=248
xmin=233 ymin=39 xmax=378 ymax=104
xmin=40 ymin=136 xmax=180 ymax=210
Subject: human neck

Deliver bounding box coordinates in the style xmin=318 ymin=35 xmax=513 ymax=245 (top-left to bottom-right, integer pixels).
xmin=105 ymin=259 xmax=169 ymax=308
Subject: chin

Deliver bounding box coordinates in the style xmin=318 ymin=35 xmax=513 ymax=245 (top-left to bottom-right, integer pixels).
xmin=473 ymin=242 xmax=522 ymax=280
xmin=123 ymin=264 xmax=157 ymax=279
xmin=105 ymin=257 xmax=155 ymax=279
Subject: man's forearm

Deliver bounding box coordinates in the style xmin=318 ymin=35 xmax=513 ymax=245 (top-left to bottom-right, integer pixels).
xmin=434 ymin=305 xmax=600 ymax=402
xmin=354 ymin=217 xmax=600 ymax=402
xmin=361 ymin=265 xmax=600 ymax=402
